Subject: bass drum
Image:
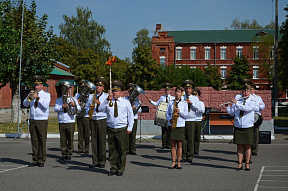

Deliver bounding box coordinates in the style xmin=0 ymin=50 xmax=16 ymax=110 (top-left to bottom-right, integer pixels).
xmin=154 ymin=101 xmax=168 ymax=127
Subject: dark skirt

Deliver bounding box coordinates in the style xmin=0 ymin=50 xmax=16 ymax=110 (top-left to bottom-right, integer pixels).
xmin=170 ymin=126 xmax=185 ymax=141
xmin=233 ymin=127 xmax=254 ymax=145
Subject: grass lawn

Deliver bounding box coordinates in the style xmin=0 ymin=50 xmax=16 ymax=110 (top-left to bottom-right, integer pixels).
xmin=0 ymin=118 xmax=78 ymax=134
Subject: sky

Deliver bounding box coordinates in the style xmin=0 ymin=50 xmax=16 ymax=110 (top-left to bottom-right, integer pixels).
xmin=26 ymin=0 xmax=287 ymax=60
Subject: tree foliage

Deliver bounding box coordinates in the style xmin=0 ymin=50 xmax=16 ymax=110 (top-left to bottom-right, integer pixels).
xmin=203 ymin=63 xmax=222 ymax=90
xmin=59 ymin=6 xmax=110 ymax=58
xmin=226 ymin=56 xmax=252 ymax=90
xmin=0 ymin=0 xmax=58 ymax=122
xmin=279 ymin=4 xmax=288 ymax=90
xmin=231 ymin=18 xmax=276 ymax=29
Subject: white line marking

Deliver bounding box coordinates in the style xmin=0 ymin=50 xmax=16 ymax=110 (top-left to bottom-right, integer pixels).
xmin=260 ymin=180 xmax=288 ymax=183
xmin=262 ymin=175 xmax=288 ymax=176
xmin=265 ymin=170 xmax=288 ymax=171
xmin=258 ymin=186 xmax=288 ymax=189
xmin=0 ymin=165 xmax=27 ymax=174
xmin=254 ymin=166 xmax=265 ymax=191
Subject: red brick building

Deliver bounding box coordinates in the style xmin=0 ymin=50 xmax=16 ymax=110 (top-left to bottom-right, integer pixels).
xmin=151 ymin=24 xmax=286 ymax=102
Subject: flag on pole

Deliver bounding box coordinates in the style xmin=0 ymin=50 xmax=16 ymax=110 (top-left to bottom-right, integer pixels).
xmin=105 ymin=56 xmax=117 ymax=65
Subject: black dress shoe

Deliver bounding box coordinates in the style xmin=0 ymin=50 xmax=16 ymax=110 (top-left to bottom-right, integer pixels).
xmin=194 ymin=152 xmax=199 ymax=155
xmin=84 ymin=151 xmax=89 ymax=154
xmin=78 ymin=151 xmax=84 ymax=154
xmin=161 ymin=146 xmax=166 ymax=149
xmin=66 ymin=156 xmax=71 ymax=160
xmin=28 ymin=163 xmax=38 ymax=167
xmin=131 ymin=152 xmax=137 ymax=155
xmin=176 ymin=166 xmax=182 ymax=170
xmin=251 ymin=152 xmax=257 ymax=156
xmin=182 ymin=159 xmax=187 ymax=162
xmin=38 ymin=163 xmax=44 ymax=167
xmin=108 ymin=171 xmax=115 ymax=176
xmin=60 ymin=156 xmax=66 ymax=160
xmin=236 ymin=163 xmax=243 ymax=171
xmin=89 ymin=164 xmax=98 ymax=168
xmin=116 ymin=172 xmax=123 ymax=176
xmin=99 ymin=165 xmax=105 ymax=168
xmin=186 ymin=159 xmax=193 ymax=163
xmin=166 ymin=146 xmax=171 ymax=149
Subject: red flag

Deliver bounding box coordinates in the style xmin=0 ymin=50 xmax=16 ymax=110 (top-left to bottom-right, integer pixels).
xmin=105 ymin=56 xmax=117 ymax=65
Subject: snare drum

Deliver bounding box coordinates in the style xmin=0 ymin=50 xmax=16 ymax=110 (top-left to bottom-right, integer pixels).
xmin=154 ymin=101 xmax=168 ymax=127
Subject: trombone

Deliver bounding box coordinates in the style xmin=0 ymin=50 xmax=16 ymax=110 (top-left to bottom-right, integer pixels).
xmin=218 ymin=96 xmax=249 ymax=107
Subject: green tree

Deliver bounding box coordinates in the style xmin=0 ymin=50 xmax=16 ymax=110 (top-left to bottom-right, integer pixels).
xmin=130 ymin=29 xmax=159 ymax=89
xmin=279 ymin=4 xmax=288 ymax=90
xmin=231 ymin=18 xmax=275 ymax=29
xmin=59 ymin=6 xmax=110 ymax=58
xmin=203 ymin=63 xmax=222 ymax=90
xmin=0 ymin=0 xmax=57 ymax=122
xmin=226 ymin=56 xmax=252 ymax=90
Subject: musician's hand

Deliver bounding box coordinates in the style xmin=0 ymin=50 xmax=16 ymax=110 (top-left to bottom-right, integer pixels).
xmin=232 ymin=99 xmax=237 ymax=104
xmin=94 ymin=99 xmax=101 ymax=105
xmin=70 ymin=102 xmax=76 ymax=107
xmin=132 ymin=105 xmax=136 ymax=109
xmin=126 ymin=130 xmax=132 ymax=135
xmin=173 ymin=108 xmax=179 ymax=113
xmin=186 ymin=99 xmax=192 ymax=105
xmin=107 ymin=94 xmax=112 ymax=101
xmin=63 ymin=103 xmax=68 ymax=109
xmin=77 ymin=99 xmax=80 ymax=104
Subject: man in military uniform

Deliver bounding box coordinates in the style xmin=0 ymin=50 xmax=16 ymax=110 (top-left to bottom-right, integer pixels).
xmin=74 ymin=79 xmax=92 ymax=154
xmin=89 ymin=77 xmax=109 ymax=168
xmin=23 ymin=75 xmax=51 ymax=167
xmin=181 ymin=80 xmax=199 ymax=163
xmin=147 ymin=83 xmax=175 ymax=149
xmin=125 ymin=83 xmax=142 ymax=155
xmin=98 ymin=80 xmax=134 ymax=176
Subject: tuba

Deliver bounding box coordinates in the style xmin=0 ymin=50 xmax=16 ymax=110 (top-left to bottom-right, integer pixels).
xmin=60 ymin=81 xmax=78 ymax=115
xmin=77 ymin=80 xmax=96 ymax=118
xmin=129 ymin=84 xmax=145 ymax=115
xmin=171 ymin=100 xmax=179 ymax=129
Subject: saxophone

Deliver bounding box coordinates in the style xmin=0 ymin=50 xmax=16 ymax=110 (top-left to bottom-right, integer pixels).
xmin=88 ymin=92 xmax=96 ymax=119
xmin=171 ymin=100 xmax=179 ymax=130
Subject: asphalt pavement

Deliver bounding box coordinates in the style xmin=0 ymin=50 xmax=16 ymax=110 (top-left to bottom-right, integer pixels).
xmin=1 ymin=138 xmax=288 ymax=191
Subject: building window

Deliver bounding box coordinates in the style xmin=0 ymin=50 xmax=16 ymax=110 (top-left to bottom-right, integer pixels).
xmin=220 ymin=46 xmax=226 ymax=60
xmin=253 ymin=66 xmax=259 ymax=79
xmin=176 ymin=47 xmax=182 ymax=60
xmin=253 ymin=46 xmax=259 ymax=60
xmin=220 ymin=66 xmax=227 ymax=79
xmin=236 ymin=46 xmax=243 ymax=58
xmin=190 ymin=47 xmax=196 ymax=60
xmin=160 ymin=48 xmax=165 ymax=53
xmin=205 ymin=47 xmax=211 ymax=60
xmin=286 ymin=89 xmax=288 ymax=99
xmin=160 ymin=56 xmax=166 ymax=68
xmin=190 ymin=66 xmax=196 ymax=69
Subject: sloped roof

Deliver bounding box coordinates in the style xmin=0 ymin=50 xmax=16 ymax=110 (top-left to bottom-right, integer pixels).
xmin=166 ymin=29 xmax=279 ymax=43
xmin=51 ymin=67 xmax=75 ymax=76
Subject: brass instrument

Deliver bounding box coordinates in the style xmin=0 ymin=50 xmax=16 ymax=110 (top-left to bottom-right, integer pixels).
xmin=129 ymin=84 xmax=145 ymax=115
xmin=77 ymin=80 xmax=96 ymax=118
xmin=171 ymin=100 xmax=179 ymax=130
xmin=218 ymin=96 xmax=249 ymax=107
xmin=27 ymin=90 xmax=38 ymax=102
xmin=88 ymin=91 xmax=96 ymax=120
xmin=60 ymin=81 xmax=78 ymax=115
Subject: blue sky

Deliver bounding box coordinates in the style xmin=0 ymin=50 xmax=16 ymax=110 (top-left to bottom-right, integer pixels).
xmin=26 ymin=0 xmax=287 ymax=60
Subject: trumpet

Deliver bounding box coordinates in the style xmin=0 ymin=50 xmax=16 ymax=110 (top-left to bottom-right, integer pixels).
xmin=218 ymin=96 xmax=249 ymax=107
xmin=27 ymin=90 xmax=38 ymax=102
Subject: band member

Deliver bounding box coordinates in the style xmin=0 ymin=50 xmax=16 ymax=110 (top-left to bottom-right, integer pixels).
xmin=181 ymin=80 xmax=199 ymax=163
xmin=147 ymin=82 xmax=175 ymax=149
xmin=23 ymin=75 xmax=51 ymax=167
xmin=192 ymin=88 xmax=205 ymax=156
xmin=54 ymin=81 xmax=81 ymax=160
xmin=226 ymin=85 xmax=259 ymax=171
xmin=250 ymin=84 xmax=265 ymax=156
xmin=125 ymin=83 xmax=142 ymax=155
xmin=98 ymin=80 xmax=134 ymax=176
xmin=89 ymin=77 xmax=109 ymax=168
xmin=74 ymin=80 xmax=92 ymax=154
xmin=166 ymin=87 xmax=188 ymax=169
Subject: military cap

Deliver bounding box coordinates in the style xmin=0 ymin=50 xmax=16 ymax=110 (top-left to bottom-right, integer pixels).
xmin=59 ymin=80 xmax=72 ymax=88
xmin=192 ymin=88 xmax=201 ymax=96
xmin=78 ymin=79 xmax=86 ymax=87
xmin=250 ymin=83 xmax=256 ymax=90
xmin=126 ymin=83 xmax=134 ymax=90
xmin=240 ymin=78 xmax=252 ymax=86
xmin=182 ymin=80 xmax=195 ymax=88
xmin=162 ymin=82 xmax=173 ymax=90
xmin=112 ymin=80 xmax=125 ymax=91
xmin=95 ymin=77 xmax=108 ymax=88
xmin=175 ymin=86 xmax=183 ymax=92
xmin=32 ymin=75 xmax=45 ymax=84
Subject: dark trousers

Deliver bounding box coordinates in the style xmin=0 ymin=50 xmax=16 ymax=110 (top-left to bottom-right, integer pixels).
xmin=251 ymin=126 xmax=259 ymax=154
xmin=59 ymin=123 xmax=75 ymax=157
xmin=161 ymin=126 xmax=171 ymax=147
xmin=29 ymin=120 xmax=48 ymax=164
xmin=77 ymin=117 xmax=90 ymax=153
xmin=127 ymin=119 xmax=137 ymax=153
xmin=182 ymin=121 xmax=196 ymax=160
xmin=194 ymin=121 xmax=202 ymax=154
xmin=108 ymin=126 xmax=127 ymax=173
xmin=90 ymin=118 xmax=107 ymax=166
